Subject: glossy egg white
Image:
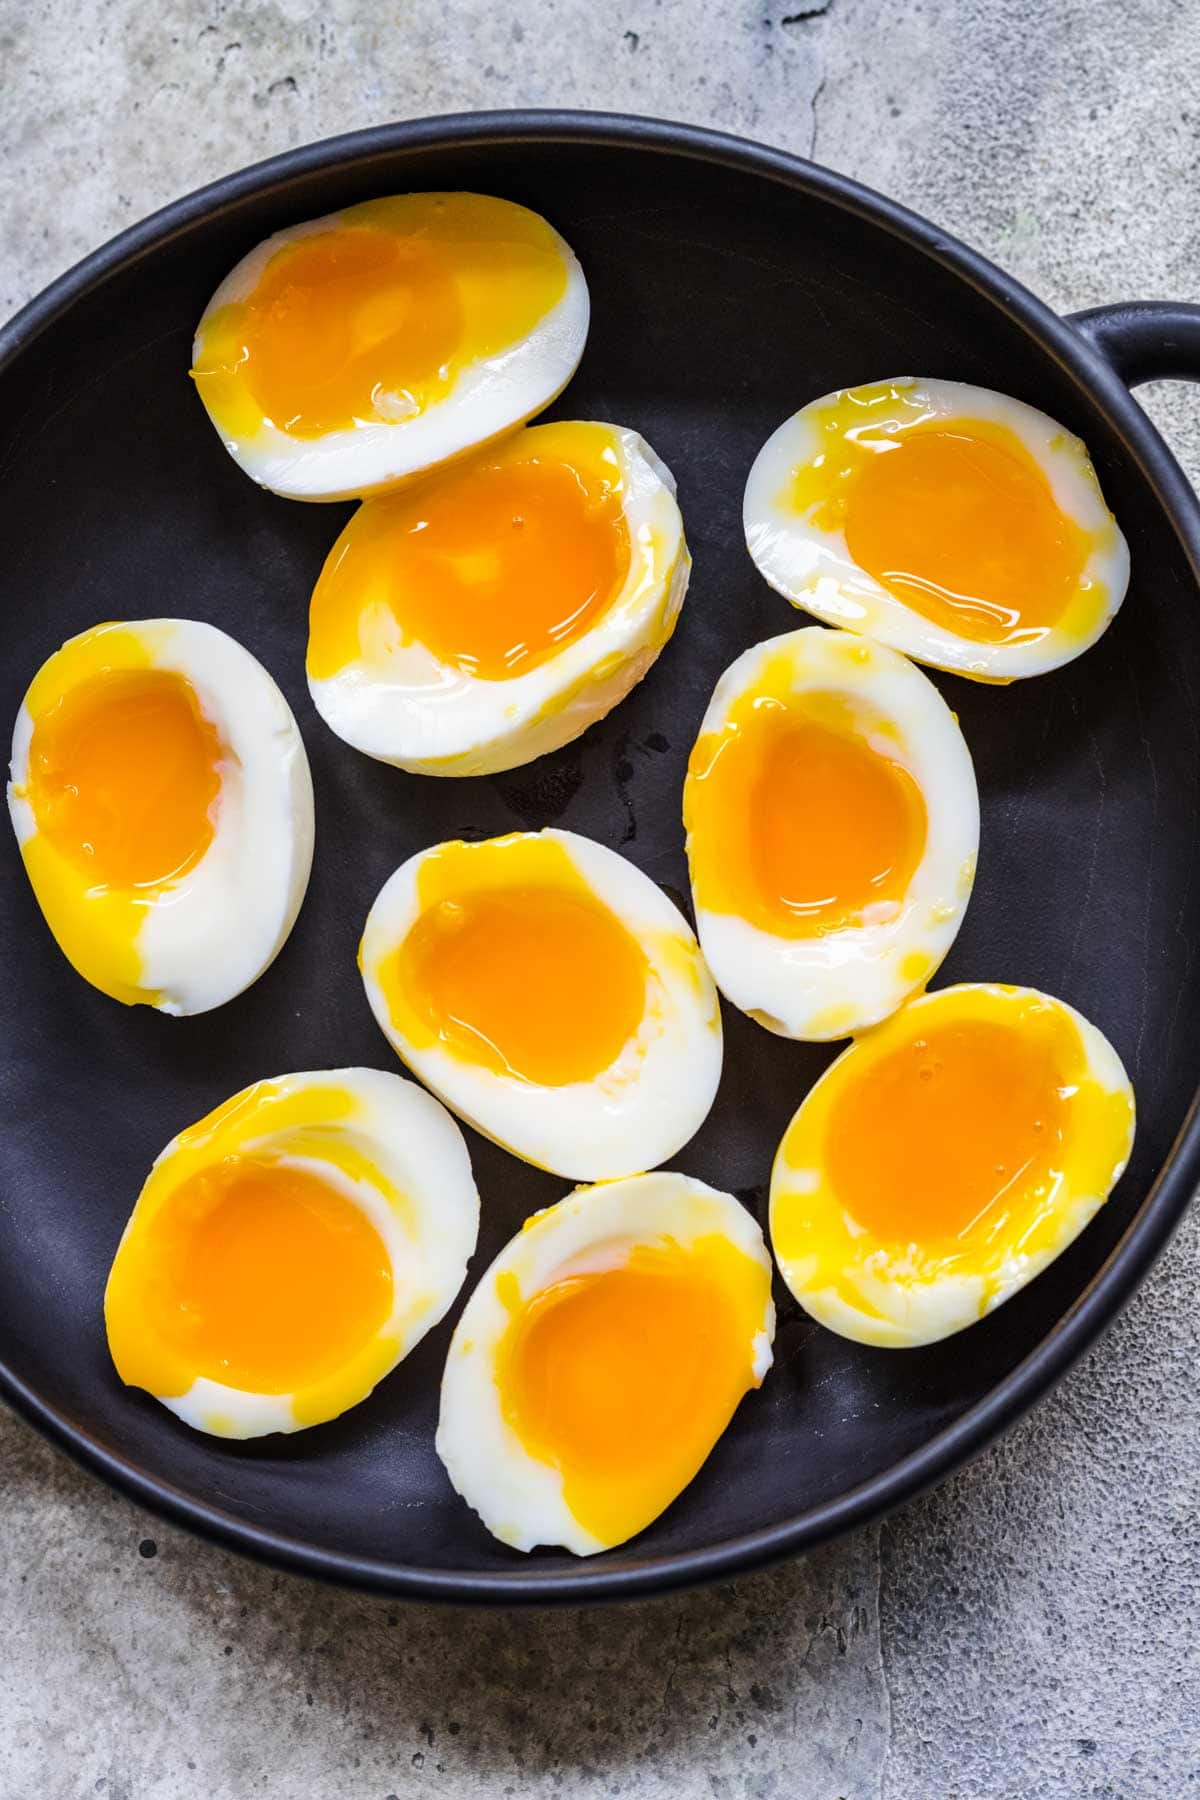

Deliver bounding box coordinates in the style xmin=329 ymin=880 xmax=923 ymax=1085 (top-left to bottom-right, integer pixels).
xmin=191 ymin=192 xmax=589 ymax=502
xmin=306 ymin=422 xmax=690 ymax=777
xmin=105 ymin=1068 xmax=480 ymax=1438
xmin=359 ymin=829 xmax=723 ymax=1179
xmin=683 ymin=627 xmax=979 ymax=1041
xmin=437 ymin=1172 xmax=775 ymax=1555
xmin=8 ymin=619 xmax=313 ymax=1015
xmin=744 ymin=378 xmax=1130 ymax=680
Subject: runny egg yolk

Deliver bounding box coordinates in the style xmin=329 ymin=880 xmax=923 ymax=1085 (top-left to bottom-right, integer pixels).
xmin=191 ymin=195 xmax=569 ymax=441
xmin=496 ymin=1237 xmax=762 ymax=1546
xmin=27 ymin=667 xmax=223 ymax=889
xmin=788 ymin=386 xmax=1092 ymax=645
xmin=685 ymin=678 xmax=927 ymax=936
xmin=825 ymin=1017 xmax=1066 ymax=1246
xmin=307 ymin=423 xmax=631 ymax=682
xmin=120 ymin=1158 xmax=393 ymax=1395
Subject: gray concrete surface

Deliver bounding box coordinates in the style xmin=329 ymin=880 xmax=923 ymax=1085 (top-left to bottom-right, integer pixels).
xmin=3 ymin=2 xmax=1200 ymax=1795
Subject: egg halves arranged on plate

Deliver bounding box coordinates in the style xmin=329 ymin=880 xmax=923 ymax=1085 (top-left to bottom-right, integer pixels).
xmin=770 ymin=983 xmax=1135 ymax=1348
xmin=684 ymin=627 xmax=978 ymax=1040
xmin=438 ymin=1173 xmax=775 ymax=1555
xmin=105 ymin=1069 xmax=480 ymax=1437
xmin=191 ymin=192 xmax=589 ymax=501
xmin=744 ymin=379 xmax=1130 ymax=680
xmin=359 ymin=829 xmax=722 ymax=1179
xmin=307 ymin=420 xmax=690 ymax=776
xmin=7 ymin=619 xmax=314 ymax=1014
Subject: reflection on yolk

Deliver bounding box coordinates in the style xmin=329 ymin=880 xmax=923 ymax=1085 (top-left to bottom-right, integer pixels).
xmin=844 ymin=428 xmax=1089 ymax=644
xmin=786 ymin=386 xmax=1095 ymax=646
xmin=685 ymin=681 xmax=926 ymax=936
xmin=192 ymin=195 xmax=569 ymax=440
xmin=129 ymin=1159 xmax=393 ymax=1394
xmin=825 ymin=1017 xmax=1067 ymax=1245
xmin=27 ymin=667 xmax=223 ymax=889
xmin=388 ymin=884 xmax=647 ymax=1087
xmin=497 ymin=1237 xmax=762 ymax=1546
xmin=308 ymin=423 xmax=631 ymax=681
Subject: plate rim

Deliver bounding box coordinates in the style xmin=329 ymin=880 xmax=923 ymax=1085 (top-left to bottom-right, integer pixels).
xmin=3 ymin=107 xmax=1199 ymax=1604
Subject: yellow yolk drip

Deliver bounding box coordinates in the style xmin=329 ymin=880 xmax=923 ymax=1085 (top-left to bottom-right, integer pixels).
xmin=192 ymin=193 xmax=569 ymax=441
xmin=771 ymin=987 xmax=1136 ymax=1329
xmin=307 ymin=422 xmax=632 ymax=682
xmin=105 ymin=1078 xmax=412 ymax=1428
xmin=685 ymin=671 xmax=926 ymax=937
xmin=496 ymin=1236 xmax=767 ymax=1547
xmin=27 ymin=667 xmax=222 ymax=888
xmin=785 ymin=384 xmax=1102 ymax=648
xmin=127 ymin=1159 xmax=392 ymax=1393
xmin=379 ymin=838 xmax=648 ymax=1087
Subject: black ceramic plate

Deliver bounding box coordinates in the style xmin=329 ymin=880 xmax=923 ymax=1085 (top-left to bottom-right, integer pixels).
xmin=3 ymin=113 xmax=1200 ymax=1603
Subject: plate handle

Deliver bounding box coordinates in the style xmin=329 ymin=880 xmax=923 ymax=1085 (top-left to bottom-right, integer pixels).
xmin=1069 ymin=301 xmax=1200 ymax=387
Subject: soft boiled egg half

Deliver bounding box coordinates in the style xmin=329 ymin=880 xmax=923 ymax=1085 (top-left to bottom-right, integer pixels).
xmin=7 ymin=620 xmax=313 ymax=1015
xmin=306 ymin=419 xmax=690 ymax=775
xmin=770 ymin=983 xmax=1135 ymax=1348
xmin=359 ymin=830 xmax=722 ymax=1180
xmin=437 ymin=1172 xmax=775 ymax=1555
xmin=191 ymin=192 xmax=589 ymax=502
xmin=105 ymin=1068 xmax=479 ymax=1437
xmin=744 ymin=379 xmax=1130 ymax=681
xmin=683 ymin=627 xmax=978 ymax=1041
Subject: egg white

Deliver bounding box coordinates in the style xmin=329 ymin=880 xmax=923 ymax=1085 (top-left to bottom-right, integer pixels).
xmin=436 ymin=1172 xmax=775 ymax=1556
xmin=359 ymin=829 xmax=723 ymax=1180
xmin=744 ymin=378 xmax=1130 ymax=681
xmin=307 ymin=424 xmax=690 ymax=777
xmin=769 ymin=984 xmax=1136 ymax=1349
xmin=8 ymin=618 xmax=314 ymax=1015
xmin=192 ymin=194 xmax=590 ymax=503
xmin=684 ymin=627 xmax=979 ymax=1041
xmin=106 ymin=1068 xmax=480 ymax=1438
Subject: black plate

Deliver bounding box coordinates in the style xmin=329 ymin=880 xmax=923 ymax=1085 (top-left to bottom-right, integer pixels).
xmin=3 ymin=113 xmax=1200 ymax=1604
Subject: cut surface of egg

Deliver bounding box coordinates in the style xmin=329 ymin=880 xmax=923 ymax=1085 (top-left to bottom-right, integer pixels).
xmin=360 ymin=829 xmax=722 ymax=1179
xmin=307 ymin=419 xmax=690 ymax=775
xmin=7 ymin=620 xmax=314 ymax=1015
xmin=744 ymin=379 xmax=1130 ymax=681
xmin=684 ymin=627 xmax=978 ymax=1040
xmin=770 ymin=983 xmax=1135 ymax=1348
xmin=105 ymin=1069 xmax=479 ymax=1437
xmin=437 ymin=1172 xmax=775 ymax=1555
xmin=192 ymin=192 xmax=589 ymax=502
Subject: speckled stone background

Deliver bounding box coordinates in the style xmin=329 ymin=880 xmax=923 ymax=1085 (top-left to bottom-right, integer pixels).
xmin=3 ymin=3 xmax=1200 ymax=1796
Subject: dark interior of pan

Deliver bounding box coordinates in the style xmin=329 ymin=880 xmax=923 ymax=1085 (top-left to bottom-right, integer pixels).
xmin=1 ymin=116 xmax=1198 ymax=1601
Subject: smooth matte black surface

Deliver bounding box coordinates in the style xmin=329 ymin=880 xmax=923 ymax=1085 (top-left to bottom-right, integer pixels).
xmin=3 ymin=114 xmax=1200 ymax=1601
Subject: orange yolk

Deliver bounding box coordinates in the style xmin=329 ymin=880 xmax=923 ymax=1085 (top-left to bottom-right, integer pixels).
xmin=27 ymin=667 xmax=223 ymax=889
xmin=307 ymin=423 xmax=631 ymax=681
xmin=825 ymin=1017 xmax=1067 ymax=1246
xmin=844 ymin=427 xmax=1090 ymax=644
xmin=497 ymin=1238 xmax=761 ymax=1545
xmin=387 ymin=884 xmax=648 ymax=1087
xmin=131 ymin=1159 xmax=393 ymax=1394
xmin=191 ymin=195 xmax=569 ymax=440
xmin=686 ymin=684 xmax=927 ymax=936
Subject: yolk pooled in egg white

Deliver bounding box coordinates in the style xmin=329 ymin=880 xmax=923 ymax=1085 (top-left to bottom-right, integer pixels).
xmin=770 ymin=983 xmax=1135 ymax=1348
xmin=684 ymin=628 xmax=978 ymax=1041
xmin=436 ymin=1172 xmax=775 ymax=1554
xmin=306 ymin=420 xmax=689 ymax=775
xmin=8 ymin=619 xmax=314 ymax=1014
xmin=191 ymin=193 xmax=589 ymax=501
xmin=744 ymin=379 xmax=1130 ymax=681
xmin=105 ymin=1068 xmax=479 ymax=1438
xmin=359 ymin=830 xmax=722 ymax=1180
